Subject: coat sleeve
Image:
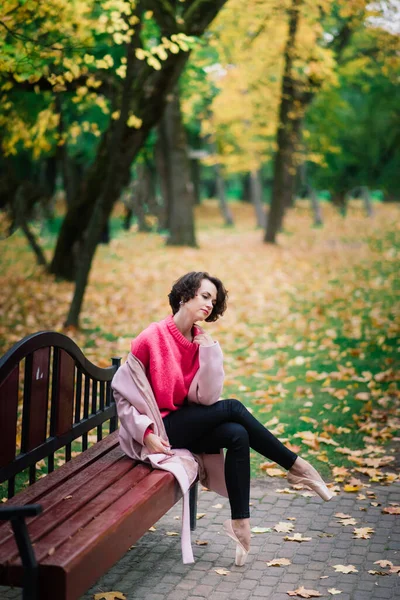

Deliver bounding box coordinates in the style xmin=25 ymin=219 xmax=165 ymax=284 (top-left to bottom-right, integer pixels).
xmin=187 ymin=342 xmax=224 ymax=405
xmin=112 ymin=363 xmax=154 ymax=446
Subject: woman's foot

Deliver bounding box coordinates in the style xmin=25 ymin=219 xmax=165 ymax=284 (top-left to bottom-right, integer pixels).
xmin=288 ymin=456 xmax=335 ymax=501
xmin=223 ymin=518 xmax=250 ymax=566
xmin=231 ymin=518 xmax=251 ymax=552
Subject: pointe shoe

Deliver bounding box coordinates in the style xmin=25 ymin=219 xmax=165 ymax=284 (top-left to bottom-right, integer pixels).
xmin=287 ymin=472 xmax=335 ymax=501
xmin=223 ymin=519 xmax=249 ymax=566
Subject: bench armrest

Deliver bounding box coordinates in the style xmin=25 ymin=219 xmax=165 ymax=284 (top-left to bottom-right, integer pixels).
xmin=0 ymin=504 xmax=42 ymax=520
xmin=0 ymin=504 xmax=42 ymax=600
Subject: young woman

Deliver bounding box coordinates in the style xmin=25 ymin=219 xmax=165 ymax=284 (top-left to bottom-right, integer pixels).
xmin=129 ymin=271 xmax=334 ymax=566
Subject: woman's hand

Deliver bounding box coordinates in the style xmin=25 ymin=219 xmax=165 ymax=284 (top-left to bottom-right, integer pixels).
xmin=193 ymin=332 xmax=214 ymax=347
xmin=144 ymin=433 xmax=174 ymax=455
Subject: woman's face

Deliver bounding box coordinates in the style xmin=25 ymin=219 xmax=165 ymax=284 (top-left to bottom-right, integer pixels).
xmin=183 ymin=278 xmax=217 ymax=322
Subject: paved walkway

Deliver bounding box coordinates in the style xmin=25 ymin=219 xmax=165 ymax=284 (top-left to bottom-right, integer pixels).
xmin=1 ymin=479 xmax=399 ymax=600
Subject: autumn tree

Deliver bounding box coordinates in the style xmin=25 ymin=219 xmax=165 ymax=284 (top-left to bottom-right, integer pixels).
xmin=185 ymin=0 xmax=399 ymax=241
xmin=304 ymin=3 xmax=400 ymax=204
xmin=1 ymin=0 xmax=228 ymax=326
xmin=184 ymin=0 xmax=336 ymax=231
xmin=263 ymin=0 xmax=400 ymax=240
xmin=64 ymin=2 xmax=228 ymax=326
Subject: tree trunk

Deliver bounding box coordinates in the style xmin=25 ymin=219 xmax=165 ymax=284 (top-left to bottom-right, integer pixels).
xmin=191 ymin=158 xmax=201 ymax=205
xmin=123 ymin=206 xmax=133 ymax=230
xmin=61 ymin=154 xmax=83 ymax=208
xmin=155 ymin=116 xmax=173 ymax=231
xmin=250 ymin=169 xmax=266 ymax=228
xmin=14 ymin=185 xmax=48 ymax=267
xmin=166 ymin=90 xmax=197 ymax=247
xmin=333 ymin=190 xmax=347 ymax=216
xmin=65 ymin=35 xmax=140 ymax=327
xmin=265 ymin=0 xmax=302 ymax=244
xmin=51 ymin=1 xmax=227 ymax=281
xmin=299 ymin=164 xmax=323 ymax=226
xmin=50 ymin=133 xmax=113 ymax=280
xmin=360 ymin=186 xmax=374 ymax=217
xmin=215 ymin=164 xmax=234 ymax=226
xmin=127 ymin=163 xmax=153 ymax=232
xmin=309 ymin=187 xmax=323 ymax=226
xmin=241 ymin=173 xmax=251 ymax=202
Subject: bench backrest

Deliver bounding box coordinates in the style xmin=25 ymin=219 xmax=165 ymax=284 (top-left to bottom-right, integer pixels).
xmin=0 ymin=331 xmax=120 ymax=499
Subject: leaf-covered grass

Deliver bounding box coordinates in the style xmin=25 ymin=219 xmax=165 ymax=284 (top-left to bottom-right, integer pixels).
xmin=0 ymin=200 xmax=399 ymax=493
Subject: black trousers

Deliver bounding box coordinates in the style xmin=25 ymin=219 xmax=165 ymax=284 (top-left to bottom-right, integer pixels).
xmin=163 ymin=399 xmax=298 ymax=519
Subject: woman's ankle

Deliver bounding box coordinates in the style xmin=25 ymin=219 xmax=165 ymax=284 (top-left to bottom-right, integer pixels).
xmin=289 ymin=456 xmax=323 ymax=480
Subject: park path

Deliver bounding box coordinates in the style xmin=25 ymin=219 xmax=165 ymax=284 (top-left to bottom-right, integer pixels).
xmin=1 ymin=478 xmax=399 ymax=600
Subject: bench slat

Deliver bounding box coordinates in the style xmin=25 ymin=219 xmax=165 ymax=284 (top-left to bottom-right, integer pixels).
xmin=0 ymin=365 xmax=19 ymax=469
xmin=22 ymin=348 xmax=50 ymax=452
xmin=0 ymin=446 xmax=127 ymax=559
xmin=0 ymin=431 xmax=120 ymax=545
xmin=53 ymin=350 xmax=75 ymax=437
xmin=22 ymin=463 xmax=151 ymax=563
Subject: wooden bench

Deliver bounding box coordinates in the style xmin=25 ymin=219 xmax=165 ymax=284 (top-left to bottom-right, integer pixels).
xmin=0 ymin=332 xmax=197 ymax=600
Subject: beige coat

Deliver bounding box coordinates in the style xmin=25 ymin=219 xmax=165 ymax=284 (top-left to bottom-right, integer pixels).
xmin=112 ymin=353 xmax=228 ymax=563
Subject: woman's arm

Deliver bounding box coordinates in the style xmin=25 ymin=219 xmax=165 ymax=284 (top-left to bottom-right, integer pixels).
xmin=188 ymin=338 xmax=225 ymax=405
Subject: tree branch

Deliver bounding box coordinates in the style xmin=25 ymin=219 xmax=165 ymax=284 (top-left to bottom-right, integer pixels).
xmin=146 ymin=0 xmax=179 ymax=35
xmin=183 ymin=0 xmax=228 ymax=35
xmin=2 ymin=74 xmax=116 ymax=98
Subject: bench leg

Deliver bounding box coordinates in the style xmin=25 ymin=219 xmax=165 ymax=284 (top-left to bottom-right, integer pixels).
xmin=10 ymin=518 xmax=39 ymax=600
xmin=189 ymin=482 xmax=198 ymax=531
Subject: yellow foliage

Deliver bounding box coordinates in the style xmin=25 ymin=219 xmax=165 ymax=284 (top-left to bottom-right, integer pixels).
xmin=184 ymin=0 xmax=396 ymax=174
xmin=126 ymin=114 xmax=143 ymax=129
xmin=0 ymin=1 xmax=187 ymax=157
xmin=182 ymin=0 xmax=337 ymax=174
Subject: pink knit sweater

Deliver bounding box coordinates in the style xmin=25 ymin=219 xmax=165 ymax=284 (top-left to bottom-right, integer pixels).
xmin=130 ymin=314 xmax=223 ymax=417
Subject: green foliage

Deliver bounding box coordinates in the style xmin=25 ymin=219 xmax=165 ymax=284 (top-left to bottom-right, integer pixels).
xmin=306 ymin=71 xmax=400 ymax=197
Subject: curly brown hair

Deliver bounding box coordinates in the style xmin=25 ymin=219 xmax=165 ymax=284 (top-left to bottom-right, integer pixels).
xmin=168 ymin=271 xmax=228 ymax=322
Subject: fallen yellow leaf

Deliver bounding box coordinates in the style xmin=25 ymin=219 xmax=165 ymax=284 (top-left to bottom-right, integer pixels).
xmin=284 ymin=533 xmax=312 ymax=542
xmin=389 ymin=565 xmax=400 ymax=574
xmin=215 ymin=568 xmax=230 ymax=575
xmin=260 ymin=465 xmax=286 ymax=477
xmin=251 ymin=526 xmax=272 ymax=534
xmin=332 ymin=565 xmax=358 ymax=574
xmin=374 ymin=560 xmax=393 ymax=568
xmin=266 ymin=558 xmax=291 ymax=566
xmin=382 ymin=506 xmax=400 ymax=515
xmin=343 ymin=484 xmax=362 ymax=492
xmin=94 ymin=593 xmax=126 ymax=600
xmin=287 ymin=586 xmax=322 ymax=597
xmin=274 ymin=521 xmax=294 ymax=533
xmin=353 ymin=527 xmax=374 ymax=539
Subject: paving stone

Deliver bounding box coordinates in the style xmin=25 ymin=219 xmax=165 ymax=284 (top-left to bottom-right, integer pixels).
xmin=237 ymin=578 xmax=258 ymax=590
xmin=189 ymin=584 xmax=214 ymax=595
xmin=231 ymin=590 xmax=256 ymax=600
xmin=302 ymin=570 xmax=323 ymax=581
xmin=370 ymin=587 xmax=395 ymax=599
xmin=166 ymin=591 xmax=192 ymax=600
xmin=216 ymin=581 xmax=238 ymax=592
